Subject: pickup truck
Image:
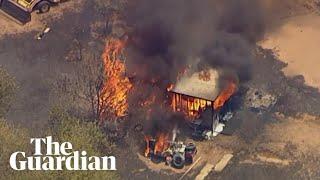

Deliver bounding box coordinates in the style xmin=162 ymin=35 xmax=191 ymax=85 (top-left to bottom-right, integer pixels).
xmin=0 ymin=0 xmax=60 ymax=24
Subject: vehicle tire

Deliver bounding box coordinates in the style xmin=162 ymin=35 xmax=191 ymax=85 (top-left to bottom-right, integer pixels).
xmin=172 ymin=153 xmax=185 ymax=169
xmin=37 ymin=1 xmax=50 ymax=13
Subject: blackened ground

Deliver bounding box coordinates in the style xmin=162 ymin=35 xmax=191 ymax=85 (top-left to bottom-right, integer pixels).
xmin=205 ymin=47 xmax=320 ymax=180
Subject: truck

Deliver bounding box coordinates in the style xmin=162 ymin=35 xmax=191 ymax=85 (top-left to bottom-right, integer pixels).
xmin=0 ymin=0 xmax=60 ymax=24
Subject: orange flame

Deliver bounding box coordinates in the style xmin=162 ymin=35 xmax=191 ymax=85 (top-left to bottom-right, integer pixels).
xmin=169 ymin=80 xmax=237 ymax=117
xmin=140 ymin=94 xmax=156 ymax=107
xmin=144 ymin=133 xmax=169 ymax=157
xmin=99 ymin=38 xmax=132 ymax=120
xmin=214 ymin=81 xmax=237 ymax=109
xmin=166 ymin=84 xmax=174 ymax=92
xmin=171 ymin=92 xmax=212 ymax=118
xmin=144 ymin=135 xmax=151 ymax=157
xmin=198 ymin=69 xmax=211 ymax=81
xmin=154 ymin=133 xmax=169 ymax=154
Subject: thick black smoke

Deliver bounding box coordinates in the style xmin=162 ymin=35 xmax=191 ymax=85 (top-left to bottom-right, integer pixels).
xmin=123 ymin=0 xmax=283 ymax=134
xmin=124 ymin=0 xmax=277 ymax=84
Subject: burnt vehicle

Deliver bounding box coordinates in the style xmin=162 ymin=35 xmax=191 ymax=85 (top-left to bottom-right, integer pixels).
xmin=0 ymin=0 xmax=61 ymax=24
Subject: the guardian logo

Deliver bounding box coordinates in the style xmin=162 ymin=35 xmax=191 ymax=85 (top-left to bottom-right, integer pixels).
xmin=9 ymin=136 xmax=116 ymax=171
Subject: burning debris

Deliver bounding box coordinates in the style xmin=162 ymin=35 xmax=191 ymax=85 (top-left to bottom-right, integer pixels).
xmin=245 ymin=88 xmax=277 ymax=112
xmin=144 ymin=136 xmax=198 ymax=169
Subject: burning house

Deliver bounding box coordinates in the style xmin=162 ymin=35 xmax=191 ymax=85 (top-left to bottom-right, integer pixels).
xmin=169 ymin=68 xmax=238 ymax=139
xmin=169 ymin=68 xmax=219 ymax=118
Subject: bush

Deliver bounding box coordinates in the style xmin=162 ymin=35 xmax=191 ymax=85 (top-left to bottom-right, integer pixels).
xmin=47 ymin=107 xmax=119 ymax=179
xmin=0 ymin=110 xmax=119 ymax=179
xmin=0 ymin=119 xmax=35 ymax=178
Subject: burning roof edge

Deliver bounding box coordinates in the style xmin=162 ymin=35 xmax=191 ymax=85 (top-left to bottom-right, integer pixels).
xmin=170 ymin=68 xmax=222 ymax=101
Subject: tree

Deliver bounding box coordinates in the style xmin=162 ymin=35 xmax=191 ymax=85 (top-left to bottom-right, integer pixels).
xmin=75 ymin=53 xmax=106 ymax=121
xmin=52 ymin=48 xmax=105 ymax=121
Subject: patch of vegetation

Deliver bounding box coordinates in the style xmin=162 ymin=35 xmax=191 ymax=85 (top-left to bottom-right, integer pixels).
xmin=94 ymin=0 xmax=127 ymax=12
xmin=0 ymin=67 xmax=17 ymax=118
xmin=0 ymin=108 xmax=119 ymax=179
xmin=0 ymin=119 xmax=31 ymax=178
xmin=47 ymin=107 xmax=119 ymax=179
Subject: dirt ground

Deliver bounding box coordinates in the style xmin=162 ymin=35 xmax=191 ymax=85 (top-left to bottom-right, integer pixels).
xmin=0 ymin=0 xmax=85 ymax=39
xmin=266 ymin=113 xmax=320 ymax=156
xmin=252 ymin=10 xmax=320 ymax=179
xmin=0 ymin=1 xmax=320 ymax=180
xmin=0 ymin=0 xmax=93 ymax=131
xmin=232 ymin=113 xmax=320 ymax=179
xmin=260 ymin=13 xmax=320 ymax=91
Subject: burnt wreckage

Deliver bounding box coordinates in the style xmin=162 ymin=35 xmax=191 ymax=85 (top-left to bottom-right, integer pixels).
xmin=144 ymin=68 xmax=237 ymax=168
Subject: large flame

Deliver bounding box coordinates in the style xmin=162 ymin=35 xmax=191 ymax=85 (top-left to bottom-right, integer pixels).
xmin=144 ymin=135 xmax=151 ymax=157
xmin=171 ymin=92 xmax=212 ymax=118
xmin=99 ymin=38 xmax=132 ymax=120
xmin=213 ymin=81 xmax=237 ymax=109
xmin=154 ymin=133 xmax=169 ymax=154
xmin=144 ymin=133 xmax=169 ymax=157
xmin=169 ymin=80 xmax=237 ymax=118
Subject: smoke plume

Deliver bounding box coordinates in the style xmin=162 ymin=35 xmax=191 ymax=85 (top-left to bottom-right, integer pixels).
xmin=123 ymin=0 xmax=287 ymax=134
xmin=124 ymin=0 xmax=283 ymax=84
